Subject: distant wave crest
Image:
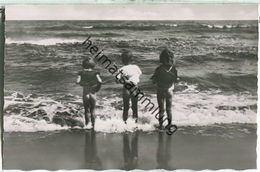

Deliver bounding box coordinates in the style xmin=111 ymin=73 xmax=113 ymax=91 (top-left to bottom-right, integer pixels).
xmin=6 ymin=38 xmax=82 ymax=45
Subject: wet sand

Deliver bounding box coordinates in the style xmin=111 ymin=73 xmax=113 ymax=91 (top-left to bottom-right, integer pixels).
xmin=3 ymin=124 xmax=256 ymax=170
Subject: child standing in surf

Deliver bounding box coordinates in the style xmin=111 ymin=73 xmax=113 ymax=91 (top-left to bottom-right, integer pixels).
xmin=151 ymin=48 xmax=178 ymax=131
xmin=116 ymin=50 xmax=142 ymax=124
xmin=77 ymin=58 xmax=102 ymax=128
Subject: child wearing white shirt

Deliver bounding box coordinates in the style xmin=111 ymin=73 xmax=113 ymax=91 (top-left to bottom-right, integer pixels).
xmin=117 ymin=50 xmax=142 ymax=123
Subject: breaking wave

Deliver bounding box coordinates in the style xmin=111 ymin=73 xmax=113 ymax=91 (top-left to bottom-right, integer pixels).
xmin=4 ymin=83 xmax=257 ymax=132
xmin=6 ymin=38 xmax=83 ymax=45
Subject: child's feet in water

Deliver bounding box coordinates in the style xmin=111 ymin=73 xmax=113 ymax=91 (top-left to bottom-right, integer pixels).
xmin=134 ymin=122 xmax=138 ymax=130
xmin=85 ymin=117 xmax=89 ymax=126
xmin=84 ymin=122 xmax=92 ymax=129
xmin=166 ymin=124 xmax=178 ymax=134
xmin=165 ymin=123 xmax=172 ymax=129
xmin=157 ymin=124 xmax=164 ymax=131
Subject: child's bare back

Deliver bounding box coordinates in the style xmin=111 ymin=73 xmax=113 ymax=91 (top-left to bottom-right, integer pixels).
xmin=77 ymin=58 xmax=102 ymax=128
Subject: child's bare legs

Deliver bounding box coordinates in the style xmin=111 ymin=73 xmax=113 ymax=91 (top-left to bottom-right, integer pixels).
xmin=131 ymin=95 xmax=138 ymax=122
xmin=123 ymin=88 xmax=138 ymax=123
xmin=157 ymin=90 xmax=165 ymax=129
xmin=83 ymin=96 xmax=90 ymax=126
xmin=123 ymin=89 xmax=130 ymax=123
xmin=157 ymin=88 xmax=173 ymax=129
xmin=83 ymin=93 xmax=96 ymax=128
xmin=89 ymin=94 xmax=96 ymax=128
xmin=165 ymin=90 xmax=173 ymax=127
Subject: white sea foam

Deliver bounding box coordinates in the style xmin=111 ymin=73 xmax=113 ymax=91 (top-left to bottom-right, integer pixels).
xmin=6 ymin=38 xmax=82 ymax=45
xmin=214 ymin=25 xmax=225 ymax=29
xmin=4 ymin=116 xmax=69 ymax=132
xmin=3 ymin=86 xmax=257 ymax=132
xmin=201 ymin=24 xmax=246 ymax=29
xmin=82 ymin=26 xmax=93 ymax=29
xmin=164 ymin=24 xmax=178 ymax=27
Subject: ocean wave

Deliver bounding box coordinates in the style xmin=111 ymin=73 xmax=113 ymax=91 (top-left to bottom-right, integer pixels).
xmin=200 ymin=24 xmax=256 ymax=29
xmin=6 ymin=38 xmax=83 ymax=45
xmin=182 ymin=73 xmax=257 ymax=93
xmin=159 ymin=23 xmax=178 ymax=27
xmin=93 ymin=23 xmax=256 ymax=31
xmin=220 ymin=51 xmax=257 ymax=59
xmin=82 ymin=26 xmax=93 ymax=29
xmin=4 ymin=86 xmax=257 ymax=132
xmin=93 ymin=24 xmax=158 ymax=31
xmin=34 ymin=24 xmax=83 ymax=31
xmin=180 ymin=51 xmax=257 ymax=65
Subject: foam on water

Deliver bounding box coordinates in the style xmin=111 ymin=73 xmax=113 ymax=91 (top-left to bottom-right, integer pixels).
xmin=4 ymin=116 xmax=69 ymax=132
xmin=3 ymin=83 xmax=257 ymax=133
xmin=6 ymin=38 xmax=82 ymax=45
xmin=200 ymin=23 xmax=253 ymax=29
xmin=82 ymin=26 xmax=93 ymax=29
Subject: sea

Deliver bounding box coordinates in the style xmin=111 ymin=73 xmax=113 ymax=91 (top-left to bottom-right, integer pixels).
xmin=4 ymin=20 xmax=258 ymax=133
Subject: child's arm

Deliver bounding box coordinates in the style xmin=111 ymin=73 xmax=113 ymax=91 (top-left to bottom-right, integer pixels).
xmin=76 ymin=75 xmax=81 ymax=84
xmin=150 ymin=67 xmax=159 ymax=84
xmin=115 ymin=73 xmax=121 ymax=84
xmin=168 ymin=84 xmax=175 ymax=92
xmin=96 ymin=74 xmax=102 ymax=83
xmin=173 ymin=68 xmax=179 ymax=83
xmin=95 ymin=74 xmax=102 ymax=92
xmin=115 ymin=68 xmax=123 ymax=84
xmin=169 ymin=68 xmax=178 ymax=92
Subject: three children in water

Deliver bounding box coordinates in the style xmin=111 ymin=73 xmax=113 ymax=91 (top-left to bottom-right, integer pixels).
xmin=76 ymin=48 xmax=178 ymax=132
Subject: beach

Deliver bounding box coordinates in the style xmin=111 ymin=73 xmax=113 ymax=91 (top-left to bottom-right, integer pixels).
xmin=3 ymin=124 xmax=256 ymax=170
xmin=3 ymin=20 xmax=258 ymax=170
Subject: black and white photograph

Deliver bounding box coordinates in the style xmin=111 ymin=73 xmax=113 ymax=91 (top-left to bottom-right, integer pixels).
xmin=1 ymin=3 xmax=258 ymax=170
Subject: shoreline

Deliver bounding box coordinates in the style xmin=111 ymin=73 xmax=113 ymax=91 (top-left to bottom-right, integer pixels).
xmin=3 ymin=124 xmax=256 ymax=170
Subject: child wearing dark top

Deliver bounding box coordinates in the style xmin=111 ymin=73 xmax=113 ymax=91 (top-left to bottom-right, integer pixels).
xmin=77 ymin=58 xmax=102 ymax=128
xmin=151 ymin=48 xmax=178 ymax=130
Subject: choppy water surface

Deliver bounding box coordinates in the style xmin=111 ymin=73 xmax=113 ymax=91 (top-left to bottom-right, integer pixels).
xmin=4 ymin=20 xmax=258 ymax=132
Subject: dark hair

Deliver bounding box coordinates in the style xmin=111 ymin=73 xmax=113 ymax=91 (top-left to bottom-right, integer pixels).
xmin=159 ymin=48 xmax=174 ymax=66
xmin=82 ymin=58 xmax=95 ymax=69
xmin=121 ymin=50 xmax=133 ymax=65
